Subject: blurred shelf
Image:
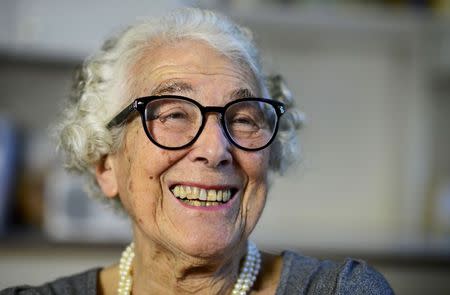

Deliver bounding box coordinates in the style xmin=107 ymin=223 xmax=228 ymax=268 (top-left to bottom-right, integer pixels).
xmin=0 ymin=229 xmax=127 ymax=251
xmin=225 ymin=3 xmax=450 ymax=41
xmin=0 ymin=0 xmax=181 ymax=62
xmin=1 ymin=2 xmax=449 ymax=61
xmin=1 ymin=230 xmax=450 ymax=268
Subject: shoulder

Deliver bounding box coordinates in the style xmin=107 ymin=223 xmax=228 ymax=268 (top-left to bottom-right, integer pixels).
xmin=278 ymin=251 xmax=394 ymax=295
xmin=0 ymin=268 xmax=101 ymax=295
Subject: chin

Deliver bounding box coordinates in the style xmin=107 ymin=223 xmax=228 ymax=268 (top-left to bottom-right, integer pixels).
xmin=173 ymin=229 xmax=241 ymax=259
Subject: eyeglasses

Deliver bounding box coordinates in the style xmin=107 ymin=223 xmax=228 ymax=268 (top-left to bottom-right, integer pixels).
xmin=107 ymin=95 xmax=286 ymax=151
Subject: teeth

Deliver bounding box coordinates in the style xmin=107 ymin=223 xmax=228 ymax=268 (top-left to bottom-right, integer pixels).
xmin=172 ymin=185 xmax=233 ymax=204
xmin=223 ymin=190 xmax=230 ymax=202
xmin=199 ymin=189 xmax=207 ymax=201
xmin=180 ymin=199 xmax=223 ymax=207
xmin=187 ymin=186 xmax=195 ymax=200
xmin=192 ymin=187 xmax=199 ymax=199
xmin=179 ymin=186 xmax=186 ymax=199
xmin=174 ymin=186 xmax=180 ymax=196
xmin=207 ymin=190 xmax=216 ymax=201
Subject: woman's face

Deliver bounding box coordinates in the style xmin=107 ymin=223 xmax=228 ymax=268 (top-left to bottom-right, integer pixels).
xmin=101 ymin=40 xmax=270 ymax=258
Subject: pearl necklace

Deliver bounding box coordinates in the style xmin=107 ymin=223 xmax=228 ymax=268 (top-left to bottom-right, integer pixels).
xmin=118 ymin=241 xmax=261 ymax=295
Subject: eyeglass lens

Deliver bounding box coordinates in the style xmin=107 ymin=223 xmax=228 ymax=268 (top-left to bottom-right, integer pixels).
xmin=144 ymin=98 xmax=278 ymax=149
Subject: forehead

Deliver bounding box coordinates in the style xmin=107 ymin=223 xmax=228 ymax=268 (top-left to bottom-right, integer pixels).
xmin=125 ymin=39 xmax=259 ymax=101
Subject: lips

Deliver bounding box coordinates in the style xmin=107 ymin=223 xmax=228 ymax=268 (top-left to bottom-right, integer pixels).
xmin=170 ymin=184 xmax=237 ymax=207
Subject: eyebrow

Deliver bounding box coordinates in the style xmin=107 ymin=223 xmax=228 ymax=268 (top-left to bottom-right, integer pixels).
xmin=151 ymin=80 xmax=193 ymax=96
xmin=150 ymin=81 xmax=255 ymax=101
xmin=229 ymin=88 xmax=256 ymax=100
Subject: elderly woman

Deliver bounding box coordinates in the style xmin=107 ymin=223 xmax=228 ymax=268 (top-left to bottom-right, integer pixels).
xmin=2 ymin=8 xmax=393 ymax=295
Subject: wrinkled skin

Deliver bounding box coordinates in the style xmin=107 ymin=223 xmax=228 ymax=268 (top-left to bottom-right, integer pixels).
xmin=96 ymin=40 xmax=276 ymax=294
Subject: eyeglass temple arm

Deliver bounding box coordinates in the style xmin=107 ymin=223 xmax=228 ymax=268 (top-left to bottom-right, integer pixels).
xmin=106 ymin=101 xmax=138 ymax=129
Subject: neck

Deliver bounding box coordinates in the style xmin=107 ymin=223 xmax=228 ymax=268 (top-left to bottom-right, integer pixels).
xmin=131 ymin=231 xmax=247 ymax=294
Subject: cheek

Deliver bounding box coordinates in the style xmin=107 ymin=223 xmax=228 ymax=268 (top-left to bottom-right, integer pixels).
xmin=240 ymin=149 xmax=270 ymax=184
xmin=122 ymin=125 xmax=178 ymax=178
xmin=239 ymin=149 xmax=270 ymax=218
xmin=115 ymin=127 xmax=187 ymax=213
xmin=158 ymin=149 xmax=182 ymax=168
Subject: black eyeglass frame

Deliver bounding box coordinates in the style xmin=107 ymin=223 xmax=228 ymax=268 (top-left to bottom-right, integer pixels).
xmin=107 ymin=95 xmax=286 ymax=151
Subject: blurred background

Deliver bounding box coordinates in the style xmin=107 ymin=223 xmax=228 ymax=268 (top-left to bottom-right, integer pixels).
xmin=1 ymin=0 xmax=449 ymax=294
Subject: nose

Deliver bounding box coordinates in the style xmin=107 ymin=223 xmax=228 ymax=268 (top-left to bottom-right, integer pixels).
xmin=187 ymin=114 xmax=232 ymax=168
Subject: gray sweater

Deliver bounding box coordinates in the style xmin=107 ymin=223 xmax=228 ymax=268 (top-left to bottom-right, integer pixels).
xmin=1 ymin=251 xmax=394 ymax=294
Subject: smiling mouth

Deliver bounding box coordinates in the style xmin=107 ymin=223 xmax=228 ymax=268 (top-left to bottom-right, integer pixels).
xmin=170 ymin=185 xmax=237 ymax=207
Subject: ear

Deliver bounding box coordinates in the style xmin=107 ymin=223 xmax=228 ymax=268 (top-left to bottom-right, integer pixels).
xmin=95 ymin=155 xmax=119 ymax=198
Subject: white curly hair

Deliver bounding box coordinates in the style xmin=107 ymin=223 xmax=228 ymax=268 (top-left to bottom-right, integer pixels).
xmin=55 ymin=8 xmax=302 ymax=210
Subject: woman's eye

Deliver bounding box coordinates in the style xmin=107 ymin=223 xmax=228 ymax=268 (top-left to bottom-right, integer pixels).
xmin=168 ymin=112 xmax=187 ymax=119
xmin=159 ymin=112 xmax=188 ymax=122
xmin=231 ymin=116 xmax=259 ymax=128
xmin=234 ymin=117 xmax=252 ymax=124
